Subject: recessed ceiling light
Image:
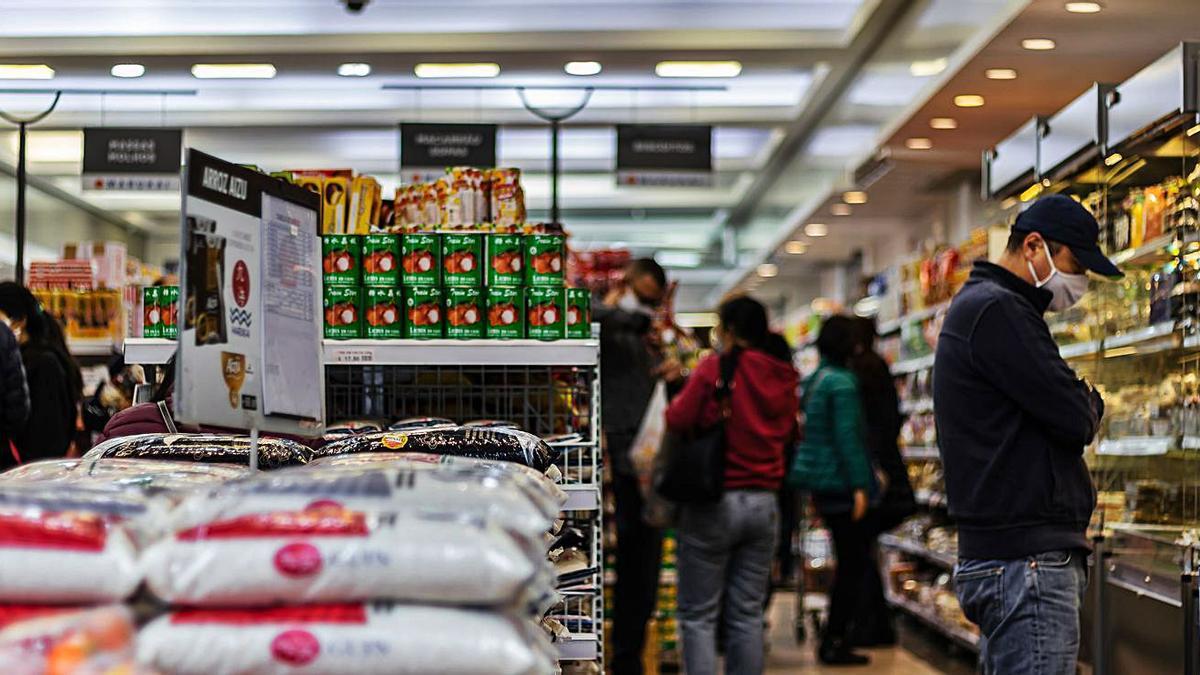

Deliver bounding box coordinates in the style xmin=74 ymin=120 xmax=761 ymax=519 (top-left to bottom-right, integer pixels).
xmin=909 ymin=58 xmax=947 ymax=77
xmin=337 ymin=62 xmax=371 ymax=77
xmin=906 ymin=137 xmax=933 ymax=150
xmin=954 ymin=94 xmax=985 ymax=108
xmin=757 ymin=263 xmax=779 ymax=278
xmin=986 ymin=68 xmax=1018 ymax=80
xmin=1104 ymin=152 xmax=1123 ymax=166
xmin=191 ymin=63 xmax=276 ymax=79
xmin=0 ymin=64 xmax=55 ymax=80
xmin=831 ymin=203 xmax=852 ymax=216
xmin=414 ymin=62 xmax=500 ymax=78
xmin=785 ymin=240 xmax=808 ymax=255
xmin=805 ymin=223 xmax=829 ymax=237
xmin=110 ymin=63 xmax=145 ymax=78
xmin=655 ymin=60 xmax=742 ymax=78
xmin=564 ymin=61 xmax=602 ymax=76
xmin=930 ymin=117 xmax=958 ymax=130
xmin=1187 ymin=123 xmax=1200 ymax=137
xmin=1065 ymin=2 xmax=1102 ymax=13
xmin=1022 ymin=38 xmax=1057 ymax=51
xmin=843 ymin=191 xmax=868 ymax=205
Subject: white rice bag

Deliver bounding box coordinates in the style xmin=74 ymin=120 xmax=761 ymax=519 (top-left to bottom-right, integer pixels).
xmin=0 ymin=458 xmax=251 ymax=495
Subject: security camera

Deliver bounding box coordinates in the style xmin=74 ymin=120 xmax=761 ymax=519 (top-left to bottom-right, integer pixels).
xmin=342 ymin=0 xmax=369 ymax=13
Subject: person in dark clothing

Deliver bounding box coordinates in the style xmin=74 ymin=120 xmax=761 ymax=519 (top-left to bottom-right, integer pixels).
xmin=0 ymin=283 xmax=83 ymax=469
xmin=82 ymin=354 xmax=139 ymax=436
xmin=935 ymin=195 xmax=1121 ymax=674
xmin=0 ymin=321 xmax=30 ymax=465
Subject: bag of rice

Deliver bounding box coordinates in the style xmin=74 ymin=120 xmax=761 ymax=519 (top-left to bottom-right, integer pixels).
xmin=84 ymin=433 xmax=313 ymax=469
xmin=387 ymin=417 xmax=455 ymax=432
xmin=314 ymin=427 xmax=558 ymax=472
xmin=1 ymin=458 xmax=251 ymax=495
xmin=0 ymin=604 xmax=144 ymax=675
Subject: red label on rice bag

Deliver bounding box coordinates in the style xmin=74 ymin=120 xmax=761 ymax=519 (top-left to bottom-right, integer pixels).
xmin=0 ymin=605 xmax=80 ymax=629
xmin=272 ymin=629 xmax=321 ymax=666
xmin=170 ymin=605 xmax=369 ymax=625
xmin=274 ymin=542 xmax=323 ymax=577
xmin=175 ymin=511 xmax=368 ymax=540
xmin=0 ymin=512 xmax=107 ymax=552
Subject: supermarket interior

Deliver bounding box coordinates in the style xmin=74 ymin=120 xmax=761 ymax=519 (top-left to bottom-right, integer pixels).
xmin=0 ymin=0 xmax=1199 ymax=673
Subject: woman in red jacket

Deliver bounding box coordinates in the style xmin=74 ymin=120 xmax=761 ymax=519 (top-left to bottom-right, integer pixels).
xmin=665 ymin=296 xmax=799 ymax=675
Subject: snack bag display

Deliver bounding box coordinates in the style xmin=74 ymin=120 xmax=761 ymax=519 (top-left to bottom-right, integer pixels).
xmin=486 ymin=233 xmax=524 ymax=287
xmin=364 ymin=287 xmax=402 ymax=340
xmin=0 ymin=605 xmax=142 ymax=675
xmin=566 ymin=287 xmax=591 ymax=339
xmin=321 ymin=235 xmax=361 ymax=287
xmin=442 ymin=233 xmax=483 ymax=286
xmin=525 ymin=234 xmax=565 ymax=287
xmin=445 ymin=287 xmax=483 ymax=339
xmin=489 ymin=168 xmax=526 ymax=231
xmin=404 ymin=286 xmax=443 ymax=339
xmin=527 ymin=287 xmax=566 ymax=341
xmin=361 ymin=234 xmax=400 ymax=286
xmin=314 ymin=427 xmax=560 ymax=472
xmin=487 ymin=286 xmax=524 ymax=339
xmin=401 ymin=233 xmax=440 ymax=286
xmin=324 ymin=285 xmax=362 ymax=340
xmin=83 ymin=433 xmax=313 ymax=470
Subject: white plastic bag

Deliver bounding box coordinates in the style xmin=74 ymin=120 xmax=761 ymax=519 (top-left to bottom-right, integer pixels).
xmin=627 ymin=382 xmax=675 ymax=526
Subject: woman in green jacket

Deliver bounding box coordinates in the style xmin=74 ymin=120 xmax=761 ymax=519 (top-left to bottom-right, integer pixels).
xmin=790 ymin=314 xmax=873 ymax=666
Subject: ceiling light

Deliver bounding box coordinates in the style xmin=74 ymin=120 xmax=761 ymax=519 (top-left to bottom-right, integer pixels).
xmin=1104 ymin=152 xmax=1123 ymax=166
xmin=1065 ymin=2 xmax=1103 ymax=13
xmin=757 ymin=263 xmax=779 ymax=278
xmin=0 ymin=64 xmax=54 ymax=80
xmin=655 ymin=60 xmax=742 ymax=78
xmin=191 ymin=63 xmax=276 ymax=79
xmin=676 ymin=312 xmax=718 ymax=328
xmin=805 ymin=223 xmax=829 ymax=237
xmin=909 ymin=58 xmax=947 ymax=77
xmin=414 ymin=62 xmax=500 ymax=78
xmin=906 ymin=137 xmax=933 ymax=150
xmin=986 ymin=68 xmax=1018 ymax=80
xmin=831 ymin=203 xmax=852 ymax=216
xmin=930 ymin=117 xmax=958 ymax=130
xmin=1022 ymin=38 xmax=1057 ymax=51
xmin=843 ymin=191 xmax=868 ymax=205
xmin=656 ymin=250 xmax=702 ymax=268
xmin=954 ymin=94 xmax=985 ymax=108
xmin=1186 ymin=123 xmax=1200 ymax=137
xmin=110 ymin=63 xmax=145 ymax=78
xmin=337 ymin=62 xmax=371 ymax=77
xmin=785 ymin=240 xmax=807 ymax=255
xmin=564 ymin=61 xmax=602 ymax=76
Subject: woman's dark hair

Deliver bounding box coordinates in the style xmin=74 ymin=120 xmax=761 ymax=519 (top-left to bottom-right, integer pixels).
xmin=717 ymin=295 xmax=770 ymax=350
xmin=763 ymin=332 xmax=793 ymax=363
xmin=849 ymin=316 xmax=892 ymax=393
xmin=0 ymin=282 xmax=83 ymax=404
xmin=816 ymin=314 xmax=857 ymax=367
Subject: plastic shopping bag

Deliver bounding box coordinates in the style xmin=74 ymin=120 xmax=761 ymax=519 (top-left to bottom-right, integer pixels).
xmin=626 ymin=381 xmax=675 ymax=526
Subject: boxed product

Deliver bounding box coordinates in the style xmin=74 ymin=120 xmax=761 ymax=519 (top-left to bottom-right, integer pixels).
xmin=525 ymin=234 xmax=565 ymax=287
xmin=142 ymin=285 xmax=179 ymax=339
xmin=442 ymin=233 xmax=483 ymax=286
xmin=527 ymin=287 xmax=565 ymax=341
xmin=445 ymin=286 xmax=483 ymax=339
xmin=404 ymin=286 xmax=443 ymax=339
xmin=349 ymin=175 xmax=382 ymax=234
xmin=364 ymin=287 xmax=402 ymax=339
xmin=489 ymin=168 xmax=526 ymax=230
xmin=322 ymin=235 xmax=361 ymax=286
xmin=323 ymin=176 xmax=350 ymax=235
xmin=487 ymin=287 xmax=524 ymax=339
xmin=361 ymin=234 xmax=400 ymax=287
xmin=324 ymin=286 xmax=362 ymax=340
xmin=401 ymin=233 xmax=441 ymax=286
xmin=486 ymin=233 xmax=524 ymax=287
xmin=566 ymin=287 xmax=591 ymax=339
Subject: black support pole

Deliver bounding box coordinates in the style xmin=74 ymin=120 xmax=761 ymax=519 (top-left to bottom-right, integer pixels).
xmin=550 ymin=118 xmax=560 ymax=225
xmin=14 ymin=122 xmax=26 ymax=284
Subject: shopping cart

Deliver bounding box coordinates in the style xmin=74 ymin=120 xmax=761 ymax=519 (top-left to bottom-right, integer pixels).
xmin=790 ymin=491 xmax=831 ymax=643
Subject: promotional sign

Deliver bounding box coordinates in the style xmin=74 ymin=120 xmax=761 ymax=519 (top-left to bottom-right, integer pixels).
xmin=82 ymin=127 xmax=183 ymax=191
xmin=616 ymin=124 xmax=712 ymax=187
xmin=400 ymin=123 xmax=497 ymax=184
xmin=177 ymin=149 xmax=324 ymax=437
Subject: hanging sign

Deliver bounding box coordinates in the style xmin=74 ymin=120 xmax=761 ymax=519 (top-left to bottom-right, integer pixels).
xmin=400 ymin=123 xmax=497 ymax=184
xmin=176 ymin=148 xmax=324 ymax=437
xmin=82 ymin=127 xmax=182 ymax=191
xmin=616 ymin=124 xmax=712 ymax=187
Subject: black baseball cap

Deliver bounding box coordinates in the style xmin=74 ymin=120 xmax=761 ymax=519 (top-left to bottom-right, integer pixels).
xmin=1013 ymin=194 xmax=1123 ymax=278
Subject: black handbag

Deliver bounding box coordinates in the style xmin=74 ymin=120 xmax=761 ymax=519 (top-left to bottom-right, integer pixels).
xmin=653 ymin=349 xmax=740 ymax=504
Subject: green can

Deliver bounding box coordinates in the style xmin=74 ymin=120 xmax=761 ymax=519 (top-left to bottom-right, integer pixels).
xmin=442 ymin=233 xmax=483 ymax=287
xmin=364 ymin=286 xmax=403 ymax=339
xmin=524 ymin=234 xmax=565 ymax=287
xmin=566 ymin=288 xmax=591 ymax=339
xmin=526 ymin=287 xmax=566 ymax=341
xmin=486 ymin=233 xmax=524 ymax=287
xmin=322 ymin=235 xmax=361 ymax=286
xmin=486 ymin=287 xmax=524 ymax=339
xmin=404 ymin=286 xmax=443 ymax=339
xmin=143 ymin=286 xmax=162 ymax=338
xmin=362 ymin=234 xmax=400 ymax=287
xmin=159 ymin=285 xmax=180 ymax=340
xmin=324 ymin=286 xmax=362 ymax=340
xmin=445 ymin=286 xmax=484 ymax=339
xmin=401 ymin=233 xmax=441 ymax=286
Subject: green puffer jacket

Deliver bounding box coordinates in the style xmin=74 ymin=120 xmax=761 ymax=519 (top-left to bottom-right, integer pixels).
xmin=788 ymin=361 xmax=872 ymax=494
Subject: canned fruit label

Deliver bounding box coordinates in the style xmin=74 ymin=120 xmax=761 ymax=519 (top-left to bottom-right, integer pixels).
xmin=322 ymin=235 xmax=361 ymax=286
xmin=159 ymin=285 xmax=180 ymax=339
xmin=527 ymin=287 xmax=565 ymax=341
xmin=364 ymin=287 xmax=402 ymax=339
xmin=361 ymin=234 xmax=400 ymax=286
xmin=525 ymin=234 xmax=565 ymax=287
xmin=442 ymin=233 xmax=483 ymax=287
xmin=445 ymin=286 xmax=484 ymax=339
xmin=401 ymin=233 xmax=441 ymax=286
xmin=566 ymin=288 xmax=591 ymax=339
xmin=486 ymin=234 xmax=523 ymax=287
xmin=143 ymin=287 xmax=162 ymax=338
xmin=404 ymin=286 xmax=443 ymax=339
xmin=324 ymin=286 xmax=361 ymax=340
xmin=487 ymin=287 xmax=524 ymax=339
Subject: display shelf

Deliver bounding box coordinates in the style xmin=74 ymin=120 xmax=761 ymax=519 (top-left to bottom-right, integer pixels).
xmin=562 ymin=485 xmax=600 ymax=511
xmin=878 ymin=301 xmax=951 ymax=336
xmin=1059 ymin=339 xmax=1102 ymax=360
xmin=1183 ymin=436 xmax=1200 ymax=450
xmin=900 ymin=398 xmax=933 ymax=415
xmin=901 ymin=445 xmax=940 ymax=461
xmin=879 ymin=533 xmax=955 ymax=569
xmin=1096 ymin=436 xmax=1173 ymax=457
xmin=1109 ymin=233 xmax=1176 ymax=266
xmin=1101 ymin=322 xmax=1178 ymax=355
xmin=324 ymin=338 xmax=599 ymax=366
xmin=884 ymin=591 xmax=979 ymax=652
xmin=123 ymin=337 xmax=176 ymax=364
xmin=557 ymin=633 xmax=599 ymax=660
xmin=68 ymin=337 xmax=117 ymax=357
xmin=915 ymin=489 xmax=947 ymax=508
xmin=892 ymin=353 xmax=936 ymax=376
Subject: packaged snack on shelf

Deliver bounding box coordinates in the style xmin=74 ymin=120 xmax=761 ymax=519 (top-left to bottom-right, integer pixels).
xmin=349 ymin=175 xmax=382 ymax=235
xmin=324 ymin=285 xmax=362 ymax=340
xmin=321 ymin=235 xmax=361 ymax=287
xmin=0 ymin=458 xmax=251 ymax=495
xmin=401 ymin=232 xmax=441 ymax=286
xmin=363 ymin=287 xmax=402 ymax=340
xmin=489 ymin=168 xmax=526 ymax=230
xmin=566 ymin=288 xmax=591 ymax=339
xmin=323 ymin=176 xmax=350 ymax=235
xmin=487 ymin=286 xmax=524 ymax=339
xmin=314 ymin=426 xmax=560 ymax=472
xmin=83 ymin=433 xmax=313 ymax=470
xmin=525 ymin=234 xmax=565 ymax=287
xmin=387 ymin=416 xmax=455 ymax=431
xmin=442 ymin=233 xmax=483 ymax=286
xmin=137 ymin=603 xmax=556 ymax=675
xmin=0 ymin=604 xmax=142 ymax=675
xmin=486 ymin=233 xmax=524 ymax=286
xmin=361 ymin=234 xmax=399 ymax=286
xmin=445 ymin=287 xmax=484 ymax=339
xmin=404 ymin=286 xmax=443 ymax=339
xmin=527 ymin=287 xmax=566 ymax=341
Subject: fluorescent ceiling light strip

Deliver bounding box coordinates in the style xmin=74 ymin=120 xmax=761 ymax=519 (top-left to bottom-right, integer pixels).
xmin=0 ymin=64 xmax=54 ymax=80
xmin=191 ymin=63 xmax=276 ymax=79
xmin=337 ymin=62 xmax=371 ymax=77
xmin=655 ymin=61 xmax=742 ymax=78
xmin=414 ymin=63 xmax=500 ymax=78
xmin=564 ymin=61 xmax=602 ymax=76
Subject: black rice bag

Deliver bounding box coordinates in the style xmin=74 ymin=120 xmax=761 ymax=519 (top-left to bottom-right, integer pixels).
xmin=83 ymin=434 xmax=312 ymax=470
xmin=314 ymin=427 xmax=560 ymax=472
xmin=388 ymin=417 xmax=456 ymax=432
xmin=462 ymin=419 xmax=522 ymax=430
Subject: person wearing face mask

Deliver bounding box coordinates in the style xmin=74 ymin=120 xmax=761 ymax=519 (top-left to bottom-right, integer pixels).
xmin=933 ymin=194 xmax=1122 ymax=675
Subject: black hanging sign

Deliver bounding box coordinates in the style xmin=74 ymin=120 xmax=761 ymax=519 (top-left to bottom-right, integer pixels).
xmin=400 ymin=123 xmax=497 ymax=183
xmin=82 ymin=127 xmax=183 ymax=191
xmin=616 ymin=124 xmax=712 ymax=186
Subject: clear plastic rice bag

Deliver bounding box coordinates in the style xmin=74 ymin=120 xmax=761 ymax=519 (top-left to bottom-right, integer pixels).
xmin=84 ymin=434 xmax=313 ymax=470
xmin=0 ymin=458 xmax=251 ymax=495
xmin=314 ymin=427 xmax=559 ymax=472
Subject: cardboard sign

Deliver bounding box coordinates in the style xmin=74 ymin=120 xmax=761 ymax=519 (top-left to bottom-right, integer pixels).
xmin=82 ymin=127 xmax=182 ymax=191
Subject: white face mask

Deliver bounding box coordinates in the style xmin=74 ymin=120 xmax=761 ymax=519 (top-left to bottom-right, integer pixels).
xmin=617 ymin=289 xmax=655 ymax=317
xmin=1027 ymin=241 xmax=1089 ymax=311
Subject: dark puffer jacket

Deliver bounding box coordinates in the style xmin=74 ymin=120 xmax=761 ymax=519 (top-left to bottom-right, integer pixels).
xmin=0 ymin=323 xmax=29 ymax=464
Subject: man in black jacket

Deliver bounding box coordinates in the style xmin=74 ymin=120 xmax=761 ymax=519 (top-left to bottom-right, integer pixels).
xmin=0 ymin=321 xmax=29 ymax=466
xmin=934 ymin=195 xmax=1121 ymax=674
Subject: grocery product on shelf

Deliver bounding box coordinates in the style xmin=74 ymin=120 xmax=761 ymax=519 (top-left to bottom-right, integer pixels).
xmin=402 ymin=232 xmax=442 ymax=286
xmin=488 ymin=286 xmax=525 ymax=339
xmin=528 ymin=287 xmax=566 ymax=341
xmin=568 ymin=248 xmax=631 ymax=295
xmin=442 ymin=233 xmax=483 ymax=287
xmin=445 ymin=286 xmax=485 ymax=339
xmin=526 ymin=233 xmax=566 ymax=287
xmin=364 ymin=287 xmax=402 ymax=339
xmin=566 ymin=288 xmax=592 ymax=340
xmin=0 ymin=458 xmax=251 ymax=494
xmin=361 ymin=233 xmax=400 ymax=287
xmin=487 ymin=233 xmax=525 ymax=287
xmin=322 ymin=234 xmax=362 ymax=286
xmin=0 ymin=605 xmax=143 ymax=675
xmin=387 ymin=417 xmax=456 ymax=432
xmin=404 ymin=286 xmax=444 ymax=338
xmin=314 ymin=426 xmax=560 ymax=473
xmin=324 ymin=285 xmax=363 ymax=339
xmin=142 ymin=285 xmax=179 ymax=340
xmin=83 ymin=433 xmax=314 ymax=469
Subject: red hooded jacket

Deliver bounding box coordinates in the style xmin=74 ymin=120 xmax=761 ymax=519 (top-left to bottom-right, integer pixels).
xmin=665 ymin=348 xmax=799 ymax=491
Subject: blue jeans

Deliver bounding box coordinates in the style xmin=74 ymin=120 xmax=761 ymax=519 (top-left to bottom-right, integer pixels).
xmin=677 ymin=490 xmax=777 ymax=675
xmin=954 ymin=550 xmax=1089 ymax=675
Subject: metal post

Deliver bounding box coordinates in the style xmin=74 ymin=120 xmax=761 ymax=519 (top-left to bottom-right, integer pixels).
xmin=550 ymin=118 xmax=560 ymax=225
xmin=515 ymin=87 xmax=593 ymax=226
xmin=1184 ymin=547 xmax=1199 ymax=675
xmin=15 ymin=122 xmax=26 ymax=283
xmin=1092 ymin=534 xmax=1107 ymax=675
